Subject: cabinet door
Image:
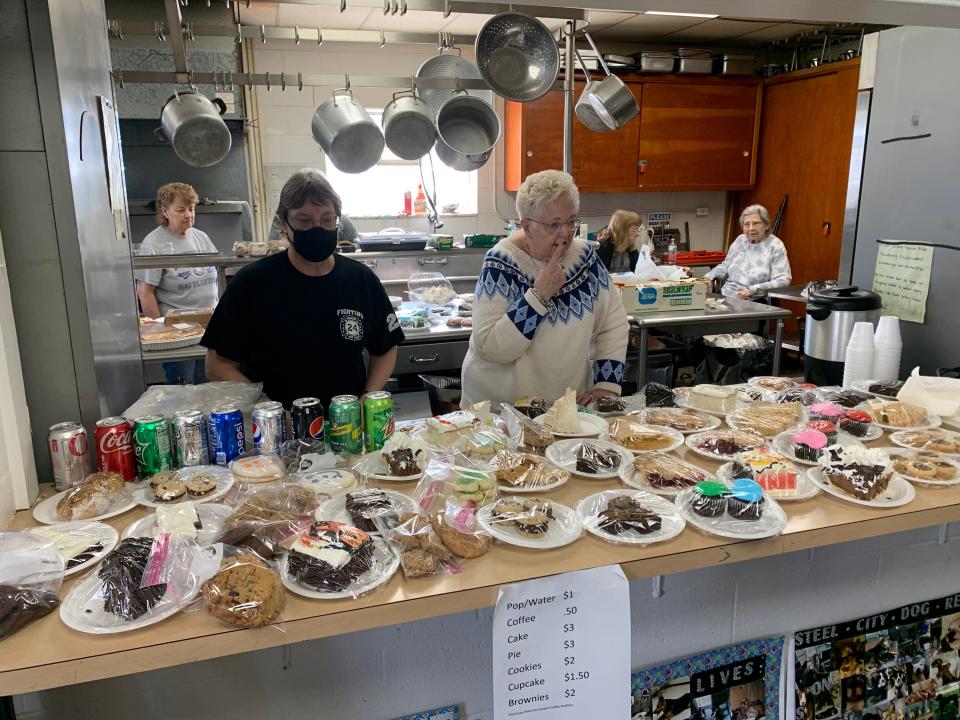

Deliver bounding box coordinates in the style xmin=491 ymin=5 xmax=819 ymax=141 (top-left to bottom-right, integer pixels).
xmin=572 ymin=81 xmax=641 ymax=191
xmin=522 ymin=91 xmax=565 ymax=177
xmin=637 ymin=81 xmax=760 ymax=189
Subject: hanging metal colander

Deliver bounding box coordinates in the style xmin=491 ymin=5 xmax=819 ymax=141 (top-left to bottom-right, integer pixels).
xmin=416 ymin=51 xmax=494 ymax=117
xmin=475 ymin=12 xmax=560 ymax=103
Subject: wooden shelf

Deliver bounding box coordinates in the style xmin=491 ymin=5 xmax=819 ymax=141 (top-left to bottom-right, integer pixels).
xmin=3 ymin=440 xmax=959 ymax=696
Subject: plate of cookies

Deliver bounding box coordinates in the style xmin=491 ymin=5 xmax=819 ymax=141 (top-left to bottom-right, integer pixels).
xmin=577 ymin=489 xmax=685 ymax=546
xmin=876 ymin=446 xmax=960 ymax=487
xmin=490 ymin=451 xmax=570 ymax=493
xmin=477 ymin=497 xmax=582 ymax=550
xmin=545 ymin=439 xmax=633 ymax=480
xmin=132 ymin=466 xmax=234 ymax=508
xmin=889 ymin=428 xmax=960 ymax=457
xmin=33 ymin=472 xmax=136 ymax=525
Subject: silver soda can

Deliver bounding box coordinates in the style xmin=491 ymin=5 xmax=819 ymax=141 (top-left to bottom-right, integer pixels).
xmin=48 ymin=421 xmax=91 ymax=491
xmin=172 ymin=409 xmax=209 ymax=467
xmin=252 ymin=400 xmax=287 ymax=454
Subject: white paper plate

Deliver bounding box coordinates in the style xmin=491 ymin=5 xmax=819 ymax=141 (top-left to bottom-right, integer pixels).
xmin=725 ymin=405 xmax=808 ymax=439
xmin=716 ymin=461 xmax=820 ymax=501
xmin=576 ymin=490 xmax=685 ymax=546
xmin=675 ymin=388 xmax=749 ymax=416
xmin=806 ymin=467 xmax=916 ymax=507
xmin=59 ymin=563 xmax=201 ymax=634
xmin=279 ymin=537 xmax=400 ymax=599
xmin=675 ymin=487 xmax=788 ymax=540
xmin=32 ymin=488 xmax=137 ymax=525
xmin=545 ymin=439 xmax=634 ymax=480
xmin=534 ymin=412 xmax=608 ymax=438
xmin=684 ymin=431 xmax=767 ymax=461
xmin=122 ymin=503 xmax=233 ymax=544
xmin=837 ymin=423 xmax=884 ymax=442
xmin=639 ymin=408 xmax=721 ymax=435
xmin=608 ymin=423 xmax=685 ymax=455
xmin=131 ymin=466 xmax=234 ymax=508
xmin=315 ymin=489 xmax=420 ymax=531
xmin=872 ymin=446 xmax=960 ymax=487
xmin=747 ymin=376 xmax=798 ymax=392
xmin=477 ymin=500 xmax=582 ymax=550
xmin=889 ymin=429 xmax=960 ymax=457
xmin=771 ymin=431 xmax=864 ymax=466
xmin=496 ymin=457 xmax=570 ymax=494
xmin=855 ymin=402 xmax=941 ymax=431
xmin=618 ymin=455 xmax=714 ymax=497
xmin=23 ymin=522 xmax=119 ymax=577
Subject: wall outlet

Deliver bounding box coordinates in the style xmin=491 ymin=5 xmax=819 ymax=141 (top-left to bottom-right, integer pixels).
xmin=696 ymin=207 xmax=709 ymax=217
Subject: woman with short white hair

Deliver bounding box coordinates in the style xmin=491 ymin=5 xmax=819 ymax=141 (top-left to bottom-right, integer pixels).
xmin=461 ymin=170 xmax=629 ymax=407
xmin=705 ymin=203 xmax=792 ymax=298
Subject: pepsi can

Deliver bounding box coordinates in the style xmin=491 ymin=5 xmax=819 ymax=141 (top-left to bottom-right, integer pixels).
xmin=291 ymin=397 xmax=324 ymax=444
xmin=252 ymin=401 xmax=287 ymax=454
xmin=208 ymin=404 xmax=245 ymax=466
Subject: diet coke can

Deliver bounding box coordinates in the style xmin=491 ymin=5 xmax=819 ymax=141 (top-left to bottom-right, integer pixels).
xmin=48 ymin=421 xmax=91 ymax=491
xmin=95 ymin=417 xmax=137 ymax=482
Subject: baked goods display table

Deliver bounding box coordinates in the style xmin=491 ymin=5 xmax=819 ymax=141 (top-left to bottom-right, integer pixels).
xmin=3 ymin=437 xmax=959 ymax=698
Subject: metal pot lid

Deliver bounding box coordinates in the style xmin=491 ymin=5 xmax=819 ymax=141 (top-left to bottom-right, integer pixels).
xmin=809 ymin=285 xmax=882 ymax=311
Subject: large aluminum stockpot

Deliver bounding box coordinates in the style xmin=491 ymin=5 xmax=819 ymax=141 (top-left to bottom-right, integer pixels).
xmin=382 ymin=91 xmax=436 ymax=161
xmin=804 ymin=285 xmax=882 ymax=385
xmin=434 ymin=93 xmax=501 ymax=172
xmin=311 ymin=88 xmax=384 ymax=173
xmin=157 ymin=90 xmax=232 ymax=168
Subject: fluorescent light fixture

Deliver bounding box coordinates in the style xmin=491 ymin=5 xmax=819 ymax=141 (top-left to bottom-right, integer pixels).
xmin=644 ymin=11 xmax=719 ymax=18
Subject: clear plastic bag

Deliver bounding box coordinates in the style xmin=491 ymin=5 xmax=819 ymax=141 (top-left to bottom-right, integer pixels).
xmin=607 ymin=418 xmax=684 ymax=454
xmin=407 ymin=272 xmax=457 ymax=306
xmin=25 ymin=521 xmax=117 ymax=574
xmin=489 ymin=450 xmax=570 ymax=492
xmin=589 ymin=393 xmax=645 ymax=417
xmin=354 ymin=432 xmax=434 ymax=481
xmin=229 ymin=452 xmax=287 ymax=485
xmin=375 ymin=511 xmax=462 ymax=579
xmin=774 ymin=387 xmax=819 ymax=406
xmin=639 ymin=407 xmax=720 ymax=434
xmin=201 ymin=548 xmax=286 ymax=628
xmin=500 ymin=404 xmax=552 ymax=455
xmin=675 ymin=479 xmax=787 ymax=539
xmin=0 ymin=532 xmax=64 ymax=640
xmin=55 ymin=472 xmax=132 ymax=522
xmin=414 ymin=454 xmax=498 ymax=519
xmin=576 ymin=489 xmax=685 ymax=546
xmin=726 ymin=402 xmax=806 ymax=438
xmin=418 ymin=410 xmax=483 ymax=450
xmin=216 ymin=483 xmax=319 ymax=560
xmin=815 ymin=386 xmax=873 ymax=408
xmin=622 ymin=454 xmax=713 ymax=495
xmin=642 ymin=382 xmax=677 ymax=408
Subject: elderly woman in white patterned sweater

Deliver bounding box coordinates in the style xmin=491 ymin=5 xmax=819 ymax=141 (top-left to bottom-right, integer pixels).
xmin=460 ymin=170 xmax=629 ymax=408
xmin=705 ymin=204 xmax=792 ymax=299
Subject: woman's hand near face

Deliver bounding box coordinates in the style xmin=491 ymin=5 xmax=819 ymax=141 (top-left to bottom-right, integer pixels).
xmin=533 ymin=244 xmax=567 ymax=300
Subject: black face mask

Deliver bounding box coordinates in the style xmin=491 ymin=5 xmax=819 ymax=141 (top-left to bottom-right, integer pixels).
xmin=289 ymin=225 xmax=338 ymax=263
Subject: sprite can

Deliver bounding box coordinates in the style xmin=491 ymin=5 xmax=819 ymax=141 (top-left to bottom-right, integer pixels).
xmin=363 ymin=391 xmax=395 ymax=452
xmin=134 ymin=415 xmax=173 ymax=479
xmin=329 ymin=395 xmax=363 ymax=454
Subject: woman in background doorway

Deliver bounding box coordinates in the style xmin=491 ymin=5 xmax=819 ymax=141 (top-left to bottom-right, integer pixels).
xmin=596 ymin=209 xmax=644 ymax=273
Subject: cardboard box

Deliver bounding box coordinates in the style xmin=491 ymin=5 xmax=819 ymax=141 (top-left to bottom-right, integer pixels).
xmin=614 ymin=279 xmax=708 ymax=313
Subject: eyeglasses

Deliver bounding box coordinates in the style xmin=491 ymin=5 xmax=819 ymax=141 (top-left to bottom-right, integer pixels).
xmin=528 ymin=217 xmax=581 ymax=235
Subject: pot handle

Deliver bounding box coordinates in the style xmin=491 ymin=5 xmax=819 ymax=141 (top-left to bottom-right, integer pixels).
xmin=153 ymin=127 xmax=169 ymax=144
xmin=808 ymin=307 xmax=832 ymax=321
xmin=212 ymin=97 xmax=228 ymax=116
xmin=583 ymin=32 xmax=612 ymax=77
xmin=573 ymin=49 xmax=593 ymax=83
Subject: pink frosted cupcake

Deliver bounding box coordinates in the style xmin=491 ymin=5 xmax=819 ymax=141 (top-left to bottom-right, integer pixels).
xmin=793 ymin=429 xmax=829 ymax=461
xmin=809 ymin=402 xmax=842 ymax=422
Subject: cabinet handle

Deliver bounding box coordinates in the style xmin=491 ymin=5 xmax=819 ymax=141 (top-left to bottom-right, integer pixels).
xmin=742 ymin=151 xmax=750 ymax=157
xmin=417 ymin=257 xmax=448 ymax=266
xmin=409 ymin=353 xmax=440 ymax=364
xmin=362 ymin=259 xmax=378 ymax=268
xmin=526 ymin=150 xmax=533 ymax=157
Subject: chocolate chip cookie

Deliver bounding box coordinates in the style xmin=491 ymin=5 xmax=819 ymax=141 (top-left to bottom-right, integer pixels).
xmin=202 ymin=553 xmax=284 ymax=628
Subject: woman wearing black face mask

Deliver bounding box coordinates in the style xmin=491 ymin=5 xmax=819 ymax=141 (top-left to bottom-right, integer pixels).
xmin=202 ymin=168 xmax=405 ymax=409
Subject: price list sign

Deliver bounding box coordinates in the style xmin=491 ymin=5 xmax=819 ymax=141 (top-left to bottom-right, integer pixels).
xmin=492 ymin=565 xmax=631 ymax=719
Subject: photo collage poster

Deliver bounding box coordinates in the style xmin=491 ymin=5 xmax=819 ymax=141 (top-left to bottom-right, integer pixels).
xmin=631 ymin=636 xmax=787 ymax=720
xmin=793 ymin=591 xmax=960 ymax=720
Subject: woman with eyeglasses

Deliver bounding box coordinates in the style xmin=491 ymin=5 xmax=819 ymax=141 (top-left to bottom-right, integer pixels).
xmin=461 ymin=170 xmax=629 ymax=408
xmin=202 ymin=168 xmax=404 ymax=409
xmin=704 ymin=204 xmax=792 ymax=299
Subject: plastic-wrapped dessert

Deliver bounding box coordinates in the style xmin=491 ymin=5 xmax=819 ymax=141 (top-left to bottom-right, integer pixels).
xmin=628 ymin=455 xmax=709 ymax=492
xmin=608 ymin=419 xmax=680 ymax=452
xmin=727 ymin=402 xmax=804 ymax=437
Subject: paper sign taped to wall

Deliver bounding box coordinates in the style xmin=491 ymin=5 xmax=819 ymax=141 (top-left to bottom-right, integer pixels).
xmin=872 ymin=242 xmax=934 ymax=324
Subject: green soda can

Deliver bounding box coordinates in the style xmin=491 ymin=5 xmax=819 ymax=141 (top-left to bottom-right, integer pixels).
xmin=329 ymin=395 xmax=363 ymax=454
xmin=363 ymin=391 xmax=395 ymax=452
xmin=133 ymin=415 xmax=173 ymax=479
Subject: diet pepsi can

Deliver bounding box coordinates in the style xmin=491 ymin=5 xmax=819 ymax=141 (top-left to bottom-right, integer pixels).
xmin=173 ymin=409 xmax=209 ymax=467
xmin=48 ymin=421 xmax=91 ymax=491
xmin=252 ymin=401 xmax=287 ymax=454
xmin=208 ymin=404 xmax=245 ymax=466
xmin=291 ymin=397 xmax=324 ymax=444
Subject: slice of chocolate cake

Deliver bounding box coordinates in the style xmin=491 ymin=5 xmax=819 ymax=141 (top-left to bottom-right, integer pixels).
xmin=575 ymin=443 xmax=622 ymax=474
xmin=286 ymin=521 xmax=375 ymax=592
xmin=382 ymin=447 xmax=421 ymax=476
xmin=345 ymin=489 xmax=399 ymax=532
xmin=598 ymin=497 xmax=662 ymax=535
xmin=98 ymin=537 xmax=167 ymax=621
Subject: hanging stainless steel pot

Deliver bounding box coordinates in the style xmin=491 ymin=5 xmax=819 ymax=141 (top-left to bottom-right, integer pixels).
xmin=156 ymin=89 xmax=232 ymax=168
xmin=574 ymin=49 xmax=609 ymax=133
xmin=311 ymin=87 xmax=384 ymax=174
xmin=434 ymin=91 xmax=502 ymax=172
xmin=381 ymin=90 xmax=436 ymax=161
xmin=580 ymin=32 xmax=639 ymax=130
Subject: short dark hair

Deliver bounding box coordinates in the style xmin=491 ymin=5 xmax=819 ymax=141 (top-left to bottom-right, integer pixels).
xmin=276 ymin=168 xmax=342 ymax=223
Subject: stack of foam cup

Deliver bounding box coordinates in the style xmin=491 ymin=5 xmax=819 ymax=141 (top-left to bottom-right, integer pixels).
xmin=842 ymin=321 xmax=876 ymax=388
xmin=873 ymin=315 xmax=902 ymax=382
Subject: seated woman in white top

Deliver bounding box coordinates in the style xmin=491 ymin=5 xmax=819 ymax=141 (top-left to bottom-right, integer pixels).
xmin=460 ymin=170 xmax=629 ymax=408
xmin=705 ymin=204 xmax=792 ymax=299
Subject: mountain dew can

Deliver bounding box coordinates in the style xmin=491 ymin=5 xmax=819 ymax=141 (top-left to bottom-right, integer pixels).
xmin=363 ymin=391 xmax=395 ymax=452
xmin=329 ymin=395 xmax=363 ymax=454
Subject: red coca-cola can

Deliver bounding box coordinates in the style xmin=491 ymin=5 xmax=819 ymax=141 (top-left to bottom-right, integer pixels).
xmin=95 ymin=416 xmax=138 ymax=481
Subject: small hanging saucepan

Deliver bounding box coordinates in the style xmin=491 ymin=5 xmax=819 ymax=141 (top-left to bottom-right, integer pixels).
xmin=579 ymin=32 xmax=639 ymax=130
xmin=155 ymin=89 xmax=232 ymax=167
xmin=381 ymin=87 xmax=436 ymax=161
xmin=311 ymin=83 xmax=385 ymax=174
xmin=574 ymin=49 xmax=609 ymax=133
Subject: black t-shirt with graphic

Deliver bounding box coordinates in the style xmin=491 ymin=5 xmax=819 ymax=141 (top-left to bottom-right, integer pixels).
xmin=201 ymin=251 xmax=405 ymax=409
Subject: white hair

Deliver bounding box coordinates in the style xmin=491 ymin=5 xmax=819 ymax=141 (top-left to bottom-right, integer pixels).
xmin=516 ymin=170 xmax=580 ymax=220
xmin=740 ymin=204 xmax=771 ymax=227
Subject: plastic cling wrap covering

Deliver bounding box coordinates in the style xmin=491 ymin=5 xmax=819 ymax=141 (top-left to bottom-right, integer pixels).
xmin=414 ymin=454 xmax=499 ymax=520
xmin=24 ymin=521 xmax=118 ymax=576
xmin=476 ymin=497 xmax=582 ymax=550
xmin=202 ymin=549 xmax=285 ymax=628
xmin=607 ymin=419 xmax=685 ymax=454
xmin=726 ymin=402 xmax=806 ymax=438
xmin=0 ymin=532 xmax=64 ymax=640
xmin=545 ymin=439 xmax=631 ymax=479
xmin=621 ymin=454 xmax=713 ymax=495
xmin=500 ymin=404 xmax=553 ymax=455
xmin=889 ymin=428 xmax=960 ymax=456
xmin=489 ymin=450 xmax=570 ymax=492
xmin=122 ymin=381 xmax=265 ymax=432
xmin=589 ymin=393 xmax=645 ymax=417
xmin=675 ymin=479 xmax=788 ymax=540
xmin=577 ymin=489 xmax=685 ymax=546
xmin=376 ymin=511 xmax=462 ymax=579
xmin=879 ymin=446 xmax=960 ymax=486
xmin=229 ymin=453 xmax=287 ymax=485
xmin=216 ymin=484 xmax=318 ymax=560
xmin=685 ymin=430 xmax=767 ymax=461
xmin=639 ymin=407 xmax=721 ymax=434
xmin=54 ymin=472 xmax=132 ymax=522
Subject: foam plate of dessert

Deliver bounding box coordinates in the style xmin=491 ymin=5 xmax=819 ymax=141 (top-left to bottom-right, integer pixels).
xmin=772 ymin=431 xmax=864 ymax=466
xmin=534 ymin=411 xmax=608 ymax=438
xmin=590 ymin=394 xmax=645 ymax=418
xmin=607 ymin=419 xmax=685 ymax=455
xmin=477 ymin=498 xmax=582 ymax=550
xmin=806 ymin=467 xmax=915 ymax=507
xmin=725 ymin=402 xmax=807 ymax=438
xmin=815 ymin=386 xmax=874 ymax=408
xmin=491 ymin=451 xmax=570 ymax=493
xmin=280 ymin=535 xmax=401 ymax=600
xmin=850 ymin=379 xmax=904 ymax=401
xmin=675 ymin=385 xmax=749 ymax=416
xmin=315 ymin=489 xmax=420 ymax=534
xmin=675 ymin=480 xmax=788 ymax=540
xmin=545 ymin=439 xmax=633 ymax=480
xmin=889 ymin=429 xmax=960 ymax=457
xmin=32 ymin=488 xmax=137 ymax=525
xmin=122 ymin=503 xmax=233 ymax=544
xmin=23 ymin=521 xmax=119 ymax=577
xmin=619 ymin=454 xmax=714 ymax=497
xmin=856 ymin=400 xmax=941 ymax=431
xmin=685 ymin=430 xmax=767 ymax=461
xmin=640 ymin=407 xmax=721 ymax=434
xmin=716 ymin=460 xmax=819 ymax=502
xmin=132 ymin=466 xmax=234 ymax=508
xmin=354 ymin=453 xmax=424 ymax=483
xmin=747 ymin=376 xmax=797 ymax=393
xmin=873 ymin=446 xmax=960 ymax=487
xmin=577 ymin=489 xmax=685 ymax=546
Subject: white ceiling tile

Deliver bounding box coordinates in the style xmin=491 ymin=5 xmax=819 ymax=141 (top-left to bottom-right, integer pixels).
xmin=584 ymin=10 xmax=636 ymax=30
xmin=734 ymin=22 xmax=831 ymax=44
xmin=661 ymin=18 xmax=780 ymax=42
xmin=238 ymin=2 xmax=279 ymax=26
xmin=360 ymin=8 xmax=452 ymax=32
xmin=438 ymin=13 xmax=489 ymax=35
xmin=274 ymin=4 xmax=374 ymax=30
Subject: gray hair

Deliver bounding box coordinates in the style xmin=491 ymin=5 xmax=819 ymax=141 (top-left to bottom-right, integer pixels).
xmin=516 ymin=170 xmax=580 ymax=221
xmin=740 ymin=204 xmax=771 ymax=228
xmin=276 ymin=167 xmax=342 ymax=222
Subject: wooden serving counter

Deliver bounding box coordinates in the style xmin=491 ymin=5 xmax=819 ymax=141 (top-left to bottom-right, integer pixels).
xmin=3 ymin=442 xmax=959 ymax=697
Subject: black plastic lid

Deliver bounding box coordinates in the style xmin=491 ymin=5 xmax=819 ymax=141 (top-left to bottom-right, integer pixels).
xmin=809 ymin=285 xmax=882 ymax=311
